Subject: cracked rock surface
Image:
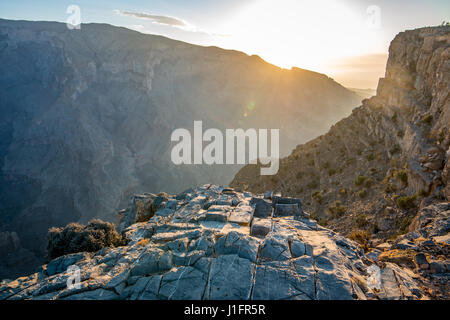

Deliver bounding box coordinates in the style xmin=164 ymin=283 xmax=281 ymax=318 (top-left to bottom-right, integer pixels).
xmin=0 ymin=185 xmax=427 ymax=300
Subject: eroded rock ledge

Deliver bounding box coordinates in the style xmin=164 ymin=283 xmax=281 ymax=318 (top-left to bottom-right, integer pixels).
xmin=0 ymin=185 xmax=426 ymax=300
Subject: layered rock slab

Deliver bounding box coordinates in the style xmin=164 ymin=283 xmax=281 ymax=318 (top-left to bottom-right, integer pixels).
xmin=0 ymin=185 xmax=426 ymax=300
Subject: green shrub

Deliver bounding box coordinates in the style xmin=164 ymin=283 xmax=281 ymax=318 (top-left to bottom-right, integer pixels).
xmin=376 ymin=151 xmax=383 ymax=161
xmin=364 ymin=178 xmax=374 ymax=188
xmin=328 ymin=168 xmax=336 ymax=176
xmin=346 ymin=158 xmax=356 ymax=166
xmin=391 ymin=113 xmax=398 ymax=124
xmin=296 ymin=171 xmax=303 ymax=179
xmin=395 ymin=195 xmax=417 ymax=209
xmin=47 ymin=219 xmax=126 ymax=260
xmin=318 ymin=218 xmax=328 ymax=226
xmin=390 ymin=144 xmax=401 ymax=155
xmin=389 ymin=157 xmax=401 ymax=168
xmin=312 ymin=191 xmax=323 ymax=204
xmin=395 ymin=216 xmax=414 ymax=234
xmin=418 ymin=189 xmax=429 ymax=197
xmin=437 ymin=129 xmax=445 ymax=143
xmin=348 ymin=229 xmax=371 ymax=252
xmin=396 ymin=169 xmax=408 ymax=184
xmin=356 ymin=214 xmax=368 ymax=228
xmin=354 ymin=175 xmax=368 ymax=186
xmin=328 ymin=201 xmax=346 ymax=218
xmin=358 ymin=188 xmax=368 ymax=198
xmin=339 ymin=188 xmax=347 ymax=196
xmin=372 ymin=223 xmax=380 ymax=234
xmin=421 ymin=114 xmax=433 ymax=125
xmin=384 ymin=183 xmax=396 ymax=193
xmin=366 ymin=153 xmax=375 ymax=161
xmin=307 ymin=181 xmax=319 ymax=190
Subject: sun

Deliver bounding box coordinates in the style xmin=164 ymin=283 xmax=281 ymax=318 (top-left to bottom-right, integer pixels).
xmin=216 ymin=0 xmax=378 ymax=73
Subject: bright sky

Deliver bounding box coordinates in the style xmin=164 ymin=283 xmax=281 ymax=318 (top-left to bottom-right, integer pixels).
xmin=1 ymin=0 xmax=448 ymax=88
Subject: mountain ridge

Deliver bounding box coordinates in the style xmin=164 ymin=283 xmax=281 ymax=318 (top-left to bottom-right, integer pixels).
xmin=231 ymin=25 xmax=450 ymax=298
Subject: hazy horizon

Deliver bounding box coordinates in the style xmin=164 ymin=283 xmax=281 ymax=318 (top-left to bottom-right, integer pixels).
xmin=1 ymin=0 xmax=449 ymax=88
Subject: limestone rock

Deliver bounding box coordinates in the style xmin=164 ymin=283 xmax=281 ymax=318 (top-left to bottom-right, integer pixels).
xmin=251 ymin=198 xmax=273 ymax=218
xmin=414 ymin=253 xmax=429 ymax=270
xmin=0 ymin=185 xmax=427 ymax=300
xmin=250 ymin=218 xmax=272 ymax=238
xmin=274 ymin=204 xmax=300 ymax=217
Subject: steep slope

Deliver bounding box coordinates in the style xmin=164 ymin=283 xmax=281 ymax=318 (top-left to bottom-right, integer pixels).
xmin=231 ymin=26 xmax=449 ymax=297
xmin=0 ymin=185 xmax=428 ymax=300
xmin=232 ymin=25 xmax=449 ymax=233
xmin=0 ymin=19 xmax=362 ymax=279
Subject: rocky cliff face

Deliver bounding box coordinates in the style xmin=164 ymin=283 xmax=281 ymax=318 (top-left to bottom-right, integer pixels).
xmin=0 ymin=19 xmax=362 ymax=279
xmin=231 ymin=26 xmax=449 ymax=298
xmin=0 ymin=185 xmax=429 ymax=300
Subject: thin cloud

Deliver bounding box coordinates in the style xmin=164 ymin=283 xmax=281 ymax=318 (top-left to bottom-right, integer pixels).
xmin=114 ymin=9 xmax=196 ymax=31
xmin=126 ymin=24 xmax=146 ymax=32
xmin=114 ymin=9 xmax=229 ymax=38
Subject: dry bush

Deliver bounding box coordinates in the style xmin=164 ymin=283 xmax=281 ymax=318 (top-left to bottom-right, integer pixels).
xmin=47 ymin=219 xmax=126 ymax=260
xmin=348 ymin=229 xmax=371 ymax=252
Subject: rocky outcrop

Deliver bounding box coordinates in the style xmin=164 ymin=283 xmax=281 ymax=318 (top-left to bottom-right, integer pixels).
xmin=0 ymin=19 xmax=362 ymax=279
xmin=0 ymin=185 xmax=427 ymax=300
xmin=231 ymin=25 xmax=450 ymax=300
xmin=366 ymin=202 xmax=449 ymax=299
